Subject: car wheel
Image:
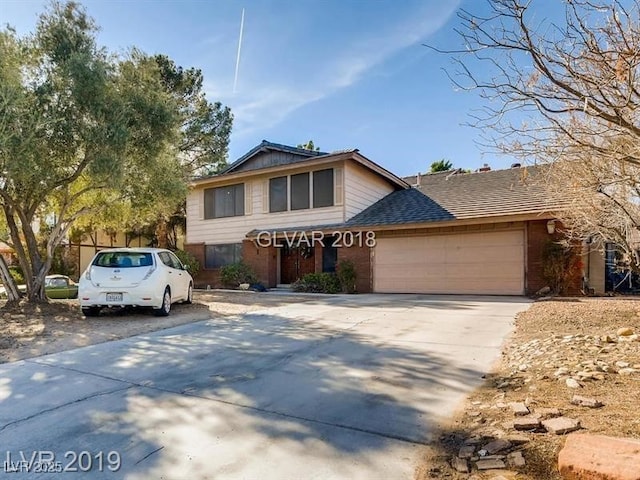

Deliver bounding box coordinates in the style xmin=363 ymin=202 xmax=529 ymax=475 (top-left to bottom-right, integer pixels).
xmin=184 ymin=283 xmax=193 ymax=304
xmin=82 ymin=306 xmax=101 ymax=317
xmin=154 ymin=287 xmax=171 ymax=316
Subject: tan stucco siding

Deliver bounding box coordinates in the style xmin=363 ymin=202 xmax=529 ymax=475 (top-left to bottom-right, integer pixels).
xmin=344 ymin=162 xmax=396 ymax=220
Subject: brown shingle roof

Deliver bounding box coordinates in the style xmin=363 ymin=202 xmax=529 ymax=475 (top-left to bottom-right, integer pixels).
xmin=407 ymin=165 xmax=562 ymax=220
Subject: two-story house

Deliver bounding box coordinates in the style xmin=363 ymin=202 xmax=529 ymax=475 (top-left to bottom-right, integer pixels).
xmin=185 ymin=141 xmax=407 ymax=292
xmin=185 ymin=140 xmax=603 ymax=295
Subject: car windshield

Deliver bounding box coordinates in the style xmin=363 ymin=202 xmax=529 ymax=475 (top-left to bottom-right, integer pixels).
xmin=93 ymin=252 xmax=153 ymax=268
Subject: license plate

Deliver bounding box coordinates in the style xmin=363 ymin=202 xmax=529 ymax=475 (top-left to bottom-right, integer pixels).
xmin=106 ymin=293 xmax=123 ymax=302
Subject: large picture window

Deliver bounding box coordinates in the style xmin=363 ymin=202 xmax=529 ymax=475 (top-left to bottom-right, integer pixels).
xmin=269 ymin=176 xmax=288 ymax=212
xmin=205 ymin=243 xmax=242 ymax=268
xmin=204 ymin=184 xmax=244 ymax=219
xmin=313 ymin=169 xmax=334 ymax=208
xmin=290 ymin=173 xmax=310 ymax=210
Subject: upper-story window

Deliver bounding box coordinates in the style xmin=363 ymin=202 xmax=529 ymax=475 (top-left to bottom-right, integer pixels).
xmin=290 ymin=172 xmax=310 ymax=210
xmin=268 ymin=169 xmax=335 ymax=213
xmin=204 ymin=183 xmax=244 ymax=219
xmin=269 ymin=177 xmax=288 ymax=212
xmin=313 ymin=168 xmax=334 ymax=208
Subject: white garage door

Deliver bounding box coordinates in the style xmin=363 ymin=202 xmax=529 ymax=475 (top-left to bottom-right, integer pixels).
xmin=373 ymin=230 xmax=525 ymax=295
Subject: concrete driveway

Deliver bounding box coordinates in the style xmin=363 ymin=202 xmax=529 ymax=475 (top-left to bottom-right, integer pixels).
xmin=0 ymin=294 xmax=530 ymax=479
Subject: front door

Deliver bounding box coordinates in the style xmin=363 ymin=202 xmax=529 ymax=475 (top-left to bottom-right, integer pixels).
xmin=280 ymin=246 xmax=315 ymax=284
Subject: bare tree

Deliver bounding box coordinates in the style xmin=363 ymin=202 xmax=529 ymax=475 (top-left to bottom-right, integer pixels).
xmin=432 ymin=0 xmax=640 ymax=269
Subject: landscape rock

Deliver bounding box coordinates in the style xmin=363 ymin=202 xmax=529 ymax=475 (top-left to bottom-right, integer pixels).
xmin=507 ymin=450 xmax=526 ymax=468
xmin=535 ymin=407 xmax=561 ymax=419
xmin=558 ymin=433 xmax=640 ymax=480
xmin=565 ymin=378 xmax=582 ymax=389
xmin=513 ymin=417 xmax=541 ymax=431
xmin=541 ymin=416 xmax=581 ymax=435
xmin=617 ymin=327 xmax=634 ymax=336
xmin=536 ymin=286 xmax=551 ymax=296
xmin=509 ymin=402 xmax=530 ymax=416
xmin=451 ymin=456 xmax=469 ymax=473
xmin=571 ymin=395 xmax=603 ymax=408
xmin=483 ymin=439 xmax=512 ymax=454
xmin=458 ymin=445 xmax=476 ymax=459
xmin=618 ymin=368 xmax=637 ymax=376
xmin=506 ymin=434 xmax=530 ymax=445
xmin=476 ymin=458 xmax=507 ymax=470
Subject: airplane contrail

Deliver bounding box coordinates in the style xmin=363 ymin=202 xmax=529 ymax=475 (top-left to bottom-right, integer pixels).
xmin=233 ymin=7 xmax=245 ymax=95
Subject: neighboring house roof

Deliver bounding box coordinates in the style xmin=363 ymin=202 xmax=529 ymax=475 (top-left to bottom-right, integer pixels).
xmin=408 ymin=164 xmax=561 ymax=220
xmin=219 ymin=140 xmax=328 ymax=175
xmin=340 ymin=165 xmax=560 ymax=229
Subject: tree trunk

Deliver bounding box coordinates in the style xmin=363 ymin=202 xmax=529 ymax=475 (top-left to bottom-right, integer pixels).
xmin=155 ymin=216 xmax=169 ymax=249
xmin=0 ymin=255 xmax=21 ymax=303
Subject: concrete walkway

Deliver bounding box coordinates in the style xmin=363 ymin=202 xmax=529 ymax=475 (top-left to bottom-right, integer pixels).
xmin=0 ymin=294 xmax=530 ymax=479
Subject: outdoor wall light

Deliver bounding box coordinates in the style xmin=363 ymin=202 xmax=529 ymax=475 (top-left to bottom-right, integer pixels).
xmin=547 ymin=219 xmax=556 ymax=235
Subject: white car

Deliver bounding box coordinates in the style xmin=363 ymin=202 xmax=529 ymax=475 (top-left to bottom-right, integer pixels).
xmin=79 ymin=248 xmax=193 ymax=317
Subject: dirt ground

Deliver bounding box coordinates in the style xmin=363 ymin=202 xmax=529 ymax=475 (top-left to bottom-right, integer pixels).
xmin=418 ymin=297 xmax=640 ymax=479
xmin=2 ymin=293 xmax=638 ymax=478
xmin=0 ymin=290 xmax=306 ymax=364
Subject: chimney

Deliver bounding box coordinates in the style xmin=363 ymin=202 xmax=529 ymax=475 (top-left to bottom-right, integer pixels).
xmin=478 ymin=163 xmax=491 ymax=172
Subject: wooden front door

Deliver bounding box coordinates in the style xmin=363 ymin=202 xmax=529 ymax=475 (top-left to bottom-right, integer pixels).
xmin=280 ymin=246 xmax=315 ymax=284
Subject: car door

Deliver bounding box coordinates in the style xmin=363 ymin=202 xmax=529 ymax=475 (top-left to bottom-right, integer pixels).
xmin=167 ymin=251 xmax=190 ymax=300
xmin=158 ymin=252 xmax=187 ymax=301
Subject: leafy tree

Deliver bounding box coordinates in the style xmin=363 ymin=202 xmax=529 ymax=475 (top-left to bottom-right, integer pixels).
xmin=297 ymin=140 xmax=320 ymax=151
xmin=0 ymin=1 xmax=213 ymax=302
xmin=433 ymin=0 xmax=640 ymax=270
xmin=430 ymin=159 xmax=453 ymax=172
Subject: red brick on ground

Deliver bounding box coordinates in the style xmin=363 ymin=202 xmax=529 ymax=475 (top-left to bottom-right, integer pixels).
xmin=558 ymin=433 xmax=640 ymax=480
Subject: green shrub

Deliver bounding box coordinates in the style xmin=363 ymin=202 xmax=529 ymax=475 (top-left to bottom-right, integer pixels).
xmin=220 ymin=262 xmax=257 ymax=288
xmin=292 ymin=272 xmax=341 ymax=294
xmin=8 ymin=266 xmax=24 ymax=286
xmin=174 ymin=249 xmax=200 ymax=277
xmin=336 ymin=259 xmax=357 ymax=293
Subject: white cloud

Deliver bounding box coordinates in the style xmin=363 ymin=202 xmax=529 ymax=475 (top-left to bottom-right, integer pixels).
xmin=204 ymin=2 xmax=461 ymax=139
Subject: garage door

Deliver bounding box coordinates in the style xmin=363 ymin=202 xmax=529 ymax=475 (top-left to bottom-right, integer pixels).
xmin=373 ymin=230 xmax=524 ymax=295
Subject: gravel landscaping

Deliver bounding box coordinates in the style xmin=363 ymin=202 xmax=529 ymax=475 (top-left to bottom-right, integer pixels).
xmin=420 ymin=298 xmax=640 ymax=479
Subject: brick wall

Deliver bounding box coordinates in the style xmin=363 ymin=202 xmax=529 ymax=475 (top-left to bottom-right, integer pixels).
xmin=184 ymin=242 xmax=222 ymax=288
xmin=242 ymin=240 xmax=278 ymax=287
xmin=337 ymin=245 xmax=372 ymax=293
xmin=526 ymin=220 xmax=582 ymax=296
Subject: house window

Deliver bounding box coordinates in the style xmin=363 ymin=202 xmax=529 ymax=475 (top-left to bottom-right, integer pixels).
xmin=269 ymin=176 xmax=288 ymax=212
xmin=204 ymin=184 xmax=244 ymax=219
xmin=290 ymin=173 xmax=310 ymax=210
xmin=313 ymin=169 xmax=334 ymax=208
xmin=205 ymin=243 xmax=242 ymax=268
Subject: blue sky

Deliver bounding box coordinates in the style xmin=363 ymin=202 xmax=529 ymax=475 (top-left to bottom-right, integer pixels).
xmin=2 ymin=0 xmax=545 ymax=176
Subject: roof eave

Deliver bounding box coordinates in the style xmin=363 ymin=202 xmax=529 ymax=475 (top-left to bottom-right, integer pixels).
xmin=190 ymin=150 xmax=410 ymax=189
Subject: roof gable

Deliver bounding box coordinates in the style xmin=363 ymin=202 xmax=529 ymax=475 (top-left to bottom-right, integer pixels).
xmin=193 ymin=141 xmax=410 ymax=191
xmin=221 ymin=140 xmax=327 ymax=174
